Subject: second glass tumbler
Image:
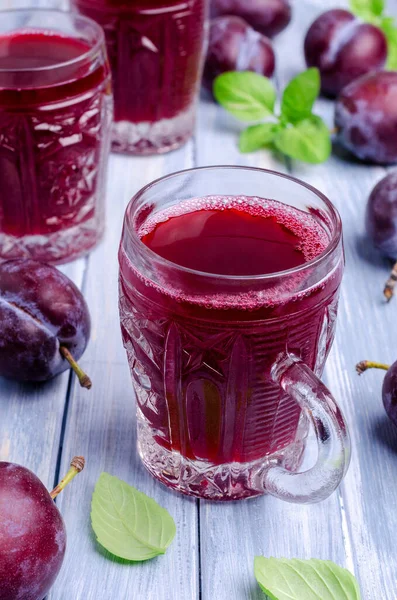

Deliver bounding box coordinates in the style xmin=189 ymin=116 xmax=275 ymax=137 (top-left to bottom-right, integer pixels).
xmin=73 ymin=0 xmax=209 ymax=155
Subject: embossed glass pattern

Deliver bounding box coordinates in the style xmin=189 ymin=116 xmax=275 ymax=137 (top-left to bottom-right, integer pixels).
xmin=119 ymin=167 xmax=350 ymax=502
xmin=73 ymin=0 xmax=208 ymax=155
xmin=0 ymin=10 xmax=112 ymax=264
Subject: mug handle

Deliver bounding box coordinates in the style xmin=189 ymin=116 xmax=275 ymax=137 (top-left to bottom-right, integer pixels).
xmin=263 ymin=353 xmax=351 ymax=504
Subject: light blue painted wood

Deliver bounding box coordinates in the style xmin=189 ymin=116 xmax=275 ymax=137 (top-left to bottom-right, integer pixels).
xmin=2 ymin=0 xmax=397 ymax=598
xmin=2 ymin=0 xmax=68 ymax=8
xmin=278 ymin=2 xmax=397 ymax=598
xmin=48 ymin=147 xmax=200 ymax=600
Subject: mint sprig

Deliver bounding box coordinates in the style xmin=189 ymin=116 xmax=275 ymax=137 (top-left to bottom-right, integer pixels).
xmin=350 ymin=0 xmax=397 ymax=68
xmin=91 ymin=473 xmax=176 ymax=561
xmin=255 ymin=557 xmax=362 ymax=600
xmin=214 ymin=68 xmax=331 ymax=164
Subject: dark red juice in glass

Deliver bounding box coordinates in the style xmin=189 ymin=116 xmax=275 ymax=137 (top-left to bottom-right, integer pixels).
xmin=73 ymin=0 xmax=208 ymax=155
xmin=119 ymin=168 xmax=347 ymax=501
xmin=0 ymin=11 xmax=112 ymax=264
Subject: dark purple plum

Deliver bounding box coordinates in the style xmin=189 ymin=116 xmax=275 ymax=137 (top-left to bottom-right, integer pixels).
xmin=383 ymin=362 xmax=397 ymax=427
xmin=357 ymin=360 xmax=397 ymax=426
xmin=366 ymin=172 xmax=397 ymax=258
xmin=211 ymin=0 xmax=291 ymax=38
xmin=0 ymin=457 xmax=84 ymax=600
xmin=304 ymin=9 xmax=387 ymax=97
xmin=365 ymin=171 xmax=397 ymax=300
xmin=335 ymin=71 xmax=397 ymax=165
xmin=204 ymin=16 xmax=275 ymax=90
xmin=0 ymin=259 xmax=91 ymax=386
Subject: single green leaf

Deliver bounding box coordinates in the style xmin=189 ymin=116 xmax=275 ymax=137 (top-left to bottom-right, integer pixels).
xmin=254 ymin=557 xmax=362 ymax=600
xmin=91 ymin=473 xmax=176 ymax=561
xmin=386 ymin=36 xmax=397 ymax=69
xmin=274 ymin=115 xmax=331 ymax=164
xmin=381 ymin=15 xmax=397 ymax=35
xmin=380 ymin=17 xmax=397 ymax=69
xmin=214 ymin=71 xmax=276 ymax=122
xmin=281 ymin=68 xmax=320 ymax=124
xmin=370 ymin=0 xmax=385 ymax=16
xmin=350 ymin=0 xmax=384 ymax=18
xmin=239 ymin=123 xmax=279 ymax=153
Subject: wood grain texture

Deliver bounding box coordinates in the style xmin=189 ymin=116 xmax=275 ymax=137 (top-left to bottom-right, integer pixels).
xmin=1 ymin=0 xmax=397 ymax=598
xmin=48 ymin=147 xmax=200 ymax=600
xmin=2 ymin=0 xmax=68 ymax=8
xmin=278 ymin=1 xmax=397 ymax=598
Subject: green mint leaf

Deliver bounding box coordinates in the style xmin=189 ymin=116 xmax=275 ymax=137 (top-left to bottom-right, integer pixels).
xmin=380 ymin=17 xmax=397 ymax=69
xmin=274 ymin=115 xmax=331 ymax=164
xmin=349 ymin=0 xmax=369 ymax=18
xmin=239 ymin=123 xmax=279 ymax=153
xmin=370 ymin=0 xmax=385 ymax=16
xmin=214 ymin=71 xmax=276 ymax=122
xmin=350 ymin=0 xmax=384 ymax=18
xmin=91 ymin=473 xmax=176 ymax=561
xmin=281 ymin=68 xmax=320 ymax=124
xmin=254 ymin=557 xmax=362 ymax=600
xmin=386 ymin=36 xmax=397 ymax=69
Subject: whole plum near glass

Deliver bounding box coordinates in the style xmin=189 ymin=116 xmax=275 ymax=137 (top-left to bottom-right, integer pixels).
xmin=383 ymin=363 xmax=397 ymax=426
xmin=366 ymin=171 xmax=397 ymax=258
xmin=0 ymin=457 xmax=84 ymax=600
xmin=0 ymin=260 xmax=91 ymax=386
xmin=365 ymin=171 xmax=397 ymax=300
xmin=335 ymin=71 xmax=397 ymax=165
xmin=304 ymin=9 xmax=387 ymax=97
xmin=357 ymin=361 xmax=397 ymax=426
xmin=204 ymin=16 xmax=275 ymax=90
xmin=211 ymin=0 xmax=291 ymax=38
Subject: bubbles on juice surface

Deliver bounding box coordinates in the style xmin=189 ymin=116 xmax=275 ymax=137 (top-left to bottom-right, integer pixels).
xmin=127 ymin=195 xmax=336 ymax=312
xmin=139 ymin=194 xmax=329 ymax=263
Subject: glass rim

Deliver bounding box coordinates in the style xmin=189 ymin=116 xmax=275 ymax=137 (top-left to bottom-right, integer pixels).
xmin=0 ymin=9 xmax=105 ymax=75
xmin=125 ymin=165 xmax=343 ymax=283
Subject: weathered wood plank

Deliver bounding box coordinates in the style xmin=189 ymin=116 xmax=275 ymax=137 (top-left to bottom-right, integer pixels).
xmin=48 ymin=146 xmax=200 ymax=600
xmin=280 ymin=1 xmax=397 ymax=597
xmin=3 ymin=0 xmax=68 ymax=8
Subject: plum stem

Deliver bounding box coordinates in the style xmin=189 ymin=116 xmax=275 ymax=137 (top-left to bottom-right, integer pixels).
xmin=329 ymin=127 xmax=338 ymax=135
xmin=50 ymin=456 xmax=85 ymax=500
xmin=356 ymin=360 xmax=390 ymax=375
xmin=384 ymin=261 xmax=397 ymax=302
xmin=60 ymin=346 xmax=92 ymax=389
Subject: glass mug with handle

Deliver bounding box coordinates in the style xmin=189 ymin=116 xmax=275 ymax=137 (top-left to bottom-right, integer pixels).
xmin=118 ymin=166 xmax=350 ymax=503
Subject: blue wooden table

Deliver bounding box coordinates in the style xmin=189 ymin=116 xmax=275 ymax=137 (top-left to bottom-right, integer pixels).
xmin=2 ymin=0 xmax=397 ymax=598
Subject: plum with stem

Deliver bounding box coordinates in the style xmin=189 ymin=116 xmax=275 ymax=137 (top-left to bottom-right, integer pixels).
xmin=0 ymin=456 xmax=85 ymax=600
xmin=0 ymin=259 xmax=91 ymax=387
xmin=357 ymin=361 xmax=397 ymax=426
